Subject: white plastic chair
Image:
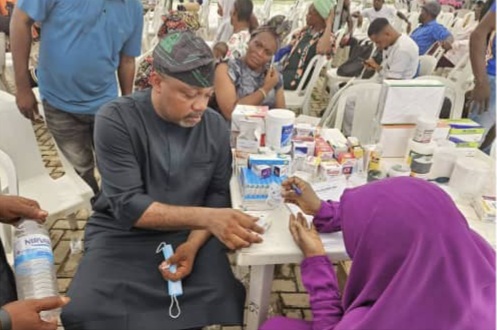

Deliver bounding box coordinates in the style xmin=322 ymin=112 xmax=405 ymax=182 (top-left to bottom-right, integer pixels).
xmin=320 ymin=81 xmax=382 ymax=143
xmin=415 ymin=75 xmax=464 ymax=119
xmin=0 ymin=149 xmax=18 ymax=259
xmin=0 ymin=91 xmax=93 ymax=246
xmin=446 ymin=53 xmax=474 ymax=92
xmin=418 ymin=55 xmax=438 ymax=76
xmin=284 ymin=55 xmax=329 ymax=115
xmin=196 ymin=0 xmax=211 ymax=40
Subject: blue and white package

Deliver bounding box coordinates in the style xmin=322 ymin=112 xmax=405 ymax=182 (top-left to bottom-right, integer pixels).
xmin=162 ymin=244 xmax=183 ymax=298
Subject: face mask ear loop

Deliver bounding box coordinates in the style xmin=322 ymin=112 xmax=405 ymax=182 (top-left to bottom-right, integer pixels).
xmin=156 ymin=242 xmax=167 ymax=254
xmin=169 ymin=295 xmax=181 ymax=319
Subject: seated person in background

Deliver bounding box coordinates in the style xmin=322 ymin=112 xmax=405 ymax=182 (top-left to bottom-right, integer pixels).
xmin=410 ymin=0 xmax=454 ymax=55
xmin=352 ymin=0 xmax=411 ymax=33
xmin=261 ymin=176 xmax=496 ymax=330
xmin=213 ymin=41 xmax=229 ymax=62
xmin=282 ymin=0 xmax=335 ymax=90
xmin=61 ymin=31 xmax=264 ymax=330
xmin=226 ymin=0 xmax=253 ymax=60
xmin=364 ymin=18 xmax=419 ymax=79
xmin=341 ymin=18 xmax=418 ymax=136
xmin=214 ymin=25 xmax=286 ymax=120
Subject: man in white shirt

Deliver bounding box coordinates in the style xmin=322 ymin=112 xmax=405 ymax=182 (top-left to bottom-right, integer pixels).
xmin=353 ymin=0 xmax=411 ymax=33
xmin=364 ymin=18 xmax=419 ymax=79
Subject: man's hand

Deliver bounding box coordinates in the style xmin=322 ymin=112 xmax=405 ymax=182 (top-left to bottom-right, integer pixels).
xmin=15 ymin=88 xmax=39 ymax=121
xmin=206 ymin=209 xmax=264 ymax=250
xmin=471 ymin=79 xmax=491 ymax=113
xmin=363 ymin=58 xmax=381 ymax=71
xmin=3 ymin=296 xmax=70 ymax=330
xmin=0 ymin=195 xmax=48 ymax=224
xmin=440 ymin=40 xmax=453 ymax=51
xmin=289 ymin=213 xmax=326 ymax=258
xmin=281 ymin=176 xmax=321 ymax=216
xmin=158 ymin=241 xmax=198 ymax=281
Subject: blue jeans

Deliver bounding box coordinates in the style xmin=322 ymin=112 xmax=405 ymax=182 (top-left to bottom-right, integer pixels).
xmin=470 ymin=74 xmax=496 ymax=153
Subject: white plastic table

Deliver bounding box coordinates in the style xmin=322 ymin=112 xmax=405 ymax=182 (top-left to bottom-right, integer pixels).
xmin=233 ymin=155 xmax=496 ymax=330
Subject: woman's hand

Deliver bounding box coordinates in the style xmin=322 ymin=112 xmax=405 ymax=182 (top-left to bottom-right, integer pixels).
xmin=262 ymin=67 xmax=279 ymax=92
xmin=282 ymin=176 xmax=322 ymax=216
xmin=289 ymin=212 xmax=326 ymax=258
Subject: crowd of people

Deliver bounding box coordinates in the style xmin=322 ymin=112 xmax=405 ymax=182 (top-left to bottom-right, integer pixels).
xmin=0 ymin=0 xmax=495 ymax=329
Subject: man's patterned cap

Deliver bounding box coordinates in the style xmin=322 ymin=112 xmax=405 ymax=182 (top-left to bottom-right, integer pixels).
xmin=153 ymin=31 xmax=215 ymax=88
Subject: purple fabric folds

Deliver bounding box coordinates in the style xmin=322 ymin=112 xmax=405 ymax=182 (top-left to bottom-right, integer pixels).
xmin=261 ymin=177 xmax=496 ymax=330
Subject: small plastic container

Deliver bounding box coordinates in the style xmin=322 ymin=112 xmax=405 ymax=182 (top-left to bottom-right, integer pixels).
xmin=413 ymin=117 xmax=437 ymax=143
xmin=265 ymin=109 xmax=295 ymax=154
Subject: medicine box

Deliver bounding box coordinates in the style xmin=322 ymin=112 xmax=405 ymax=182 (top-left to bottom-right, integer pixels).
xmin=231 ymin=105 xmax=268 ymax=149
xmin=379 ymin=80 xmax=445 ymax=124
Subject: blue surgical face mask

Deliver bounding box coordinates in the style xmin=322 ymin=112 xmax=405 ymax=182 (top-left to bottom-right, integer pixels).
xmin=156 ymin=242 xmax=183 ymax=319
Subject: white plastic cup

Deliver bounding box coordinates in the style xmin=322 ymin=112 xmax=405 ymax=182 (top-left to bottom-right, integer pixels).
xmin=265 ymin=109 xmax=295 ymax=153
xmin=429 ymin=147 xmax=458 ymax=180
xmin=413 ymin=116 xmax=437 ymax=143
xmin=449 ymin=157 xmax=490 ymax=197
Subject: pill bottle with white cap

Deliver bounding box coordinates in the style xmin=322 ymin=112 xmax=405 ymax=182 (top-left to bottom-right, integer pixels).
xmin=413 ymin=116 xmax=437 ymax=143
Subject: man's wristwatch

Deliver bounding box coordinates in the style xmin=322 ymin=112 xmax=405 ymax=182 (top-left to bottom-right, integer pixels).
xmin=0 ymin=308 xmax=12 ymax=330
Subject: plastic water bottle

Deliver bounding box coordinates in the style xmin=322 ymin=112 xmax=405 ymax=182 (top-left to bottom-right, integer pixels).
xmin=13 ymin=219 xmax=60 ymax=321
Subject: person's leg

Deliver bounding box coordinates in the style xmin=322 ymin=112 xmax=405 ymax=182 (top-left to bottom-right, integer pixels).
xmin=0 ymin=15 xmax=10 ymax=36
xmin=42 ymin=101 xmax=99 ymax=193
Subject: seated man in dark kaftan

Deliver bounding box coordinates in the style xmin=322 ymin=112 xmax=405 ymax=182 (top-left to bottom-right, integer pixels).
xmin=61 ymin=31 xmax=264 ymax=330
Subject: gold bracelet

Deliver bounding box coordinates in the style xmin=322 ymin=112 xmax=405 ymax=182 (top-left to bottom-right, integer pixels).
xmin=258 ymin=88 xmax=267 ymax=99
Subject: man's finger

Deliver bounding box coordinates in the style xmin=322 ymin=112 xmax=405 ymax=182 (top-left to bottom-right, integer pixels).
xmin=34 ymin=296 xmax=70 ymax=312
xmin=39 ymin=320 xmax=58 ymax=330
xmin=248 ymin=222 xmax=264 ymax=235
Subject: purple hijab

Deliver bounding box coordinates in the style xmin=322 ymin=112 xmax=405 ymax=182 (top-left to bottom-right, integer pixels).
xmin=337 ymin=177 xmax=495 ymax=330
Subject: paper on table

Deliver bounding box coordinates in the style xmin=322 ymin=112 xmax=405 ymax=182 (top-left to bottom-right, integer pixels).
xmin=285 ymin=180 xmax=347 ymax=250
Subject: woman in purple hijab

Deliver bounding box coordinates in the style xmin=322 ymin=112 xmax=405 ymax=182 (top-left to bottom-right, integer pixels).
xmin=260 ymin=176 xmax=496 ymax=330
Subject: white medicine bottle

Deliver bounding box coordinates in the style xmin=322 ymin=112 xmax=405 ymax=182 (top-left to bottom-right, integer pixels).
xmin=13 ymin=219 xmax=60 ymax=321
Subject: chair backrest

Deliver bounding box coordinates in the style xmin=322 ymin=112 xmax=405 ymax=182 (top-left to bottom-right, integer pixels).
xmin=418 ymin=55 xmax=438 ymax=76
xmin=321 ymin=81 xmax=382 ymax=143
xmin=297 ymin=55 xmax=329 ymax=115
xmin=0 ymin=149 xmax=18 ymax=196
xmin=416 ymin=75 xmax=464 ymax=119
xmin=296 ymin=55 xmax=328 ymax=95
xmin=0 ymin=92 xmax=50 ymax=182
xmin=447 ymin=53 xmax=474 ymax=92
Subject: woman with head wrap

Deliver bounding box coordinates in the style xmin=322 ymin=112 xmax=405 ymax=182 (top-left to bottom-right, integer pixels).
xmin=214 ymin=25 xmax=286 ymax=120
xmin=261 ymin=176 xmax=496 ymax=330
xmin=282 ymin=0 xmax=336 ymax=90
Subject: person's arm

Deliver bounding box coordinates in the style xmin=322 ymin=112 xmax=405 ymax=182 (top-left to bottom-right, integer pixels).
xmin=249 ymin=13 xmax=259 ymax=31
xmin=396 ymin=11 xmax=411 ymax=33
xmin=94 ymin=105 xmax=263 ymax=249
xmin=274 ymin=87 xmax=286 ymax=108
xmin=288 ymin=213 xmax=344 ymax=329
xmin=117 ymin=54 xmax=136 ymax=95
xmin=470 ymin=6 xmax=495 ymax=104
xmin=317 ymin=10 xmax=335 ymax=55
xmin=301 ymin=256 xmax=344 ymax=330
xmin=312 ymin=201 xmax=342 ymax=233
xmin=118 ymin=0 xmax=143 ymax=95
xmin=10 ymin=6 xmax=38 ymax=119
xmin=214 ymin=63 xmax=239 ymax=120
xmin=347 ymin=13 xmax=354 ymax=35
xmin=433 ymin=24 xmax=454 ymax=50
xmin=353 ymin=10 xmax=365 ymax=28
